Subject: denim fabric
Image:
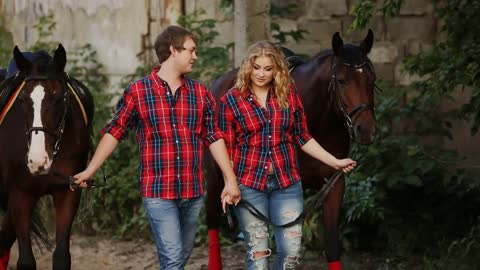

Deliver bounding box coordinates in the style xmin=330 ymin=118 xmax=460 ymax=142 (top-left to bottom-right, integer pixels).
xmin=234 ymin=175 xmax=303 ymax=270
xmin=143 ymin=196 xmax=204 ymax=270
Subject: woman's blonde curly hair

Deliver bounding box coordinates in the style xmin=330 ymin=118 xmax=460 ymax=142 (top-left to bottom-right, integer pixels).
xmin=234 ymin=41 xmax=291 ymax=109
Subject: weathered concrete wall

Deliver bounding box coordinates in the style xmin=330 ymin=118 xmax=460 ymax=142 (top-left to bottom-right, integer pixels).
xmin=1 ymin=0 xmax=182 ymax=86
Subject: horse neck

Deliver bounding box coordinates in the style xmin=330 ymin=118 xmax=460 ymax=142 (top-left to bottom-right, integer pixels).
xmin=63 ymin=102 xmax=91 ymax=147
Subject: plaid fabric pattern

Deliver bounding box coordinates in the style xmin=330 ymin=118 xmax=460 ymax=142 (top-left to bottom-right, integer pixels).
xmin=218 ymin=84 xmax=313 ymax=191
xmin=103 ymin=67 xmax=223 ymax=199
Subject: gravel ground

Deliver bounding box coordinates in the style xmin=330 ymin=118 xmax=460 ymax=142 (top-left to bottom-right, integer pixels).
xmin=8 ymin=235 xmax=390 ymax=269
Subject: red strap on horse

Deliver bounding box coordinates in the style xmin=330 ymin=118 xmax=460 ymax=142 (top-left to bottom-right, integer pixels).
xmin=208 ymin=229 xmax=222 ymax=270
xmin=0 ymin=250 xmax=10 ymax=270
xmin=329 ymin=261 xmax=342 ymax=270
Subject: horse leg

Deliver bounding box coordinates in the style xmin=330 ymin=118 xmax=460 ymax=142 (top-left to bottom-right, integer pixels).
xmin=0 ymin=210 xmax=16 ymax=270
xmin=206 ymin=163 xmax=225 ymax=270
xmin=11 ymin=190 xmax=37 ymax=270
xmin=51 ymin=189 xmax=81 ymax=270
xmin=322 ymin=176 xmax=345 ymax=270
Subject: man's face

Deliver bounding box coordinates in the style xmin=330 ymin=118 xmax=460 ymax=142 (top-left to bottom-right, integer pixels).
xmin=174 ymin=37 xmax=197 ymax=74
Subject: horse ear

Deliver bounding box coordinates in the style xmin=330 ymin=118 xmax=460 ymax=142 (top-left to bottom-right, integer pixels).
xmin=52 ymin=44 xmax=67 ymax=73
xmin=332 ymin=32 xmax=344 ymax=58
xmin=13 ymin=46 xmax=32 ymax=73
xmin=360 ymin=29 xmax=374 ymax=55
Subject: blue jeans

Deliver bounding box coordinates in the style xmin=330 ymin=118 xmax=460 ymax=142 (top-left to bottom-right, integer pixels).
xmin=234 ymin=175 xmax=304 ymax=270
xmin=143 ymin=196 xmax=204 ymax=270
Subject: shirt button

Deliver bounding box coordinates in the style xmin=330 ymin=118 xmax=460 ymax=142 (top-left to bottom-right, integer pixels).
xmin=177 ymin=175 xmax=180 ymax=178
xmin=173 ymin=124 xmax=176 ymax=127
xmin=268 ymin=119 xmax=271 ymax=123
xmin=176 ymin=140 xmax=179 ymax=143
xmin=177 ymin=156 xmax=180 ymax=159
xmin=268 ymin=135 xmax=272 ymax=138
xmin=269 ymin=151 xmax=272 ymax=154
xmin=264 ymin=166 xmax=268 ymax=169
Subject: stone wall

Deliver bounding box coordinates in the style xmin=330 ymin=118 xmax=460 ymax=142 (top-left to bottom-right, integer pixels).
xmin=1 ymin=0 xmax=438 ymax=87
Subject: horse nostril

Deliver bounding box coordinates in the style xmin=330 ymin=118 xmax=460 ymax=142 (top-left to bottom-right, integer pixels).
xmin=29 ymin=159 xmax=33 ymax=164
xmin=355 ymin=124 xmax=363 ymax=134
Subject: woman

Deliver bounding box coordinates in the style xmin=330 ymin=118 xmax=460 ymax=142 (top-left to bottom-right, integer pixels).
xmin=218 ymin=41 xmax=356 ymax=269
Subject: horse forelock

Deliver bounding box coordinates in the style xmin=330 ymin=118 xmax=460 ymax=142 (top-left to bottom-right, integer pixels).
xmin=341 ymin=44 xmax=371 ymax=67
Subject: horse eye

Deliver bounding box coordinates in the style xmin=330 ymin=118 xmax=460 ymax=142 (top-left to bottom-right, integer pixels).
xmin=337 ymin=79 xmax=347 ymax=87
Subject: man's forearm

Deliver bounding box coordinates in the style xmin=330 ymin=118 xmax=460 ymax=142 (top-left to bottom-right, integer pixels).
xmin=85 ymin=133 xmax=119 ymax=174
xmin=208 ymin=139 xmax=236 ymax=184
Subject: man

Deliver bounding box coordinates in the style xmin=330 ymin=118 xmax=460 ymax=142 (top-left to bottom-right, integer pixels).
xmin=73 ymin=25 xmax=240 ymax=269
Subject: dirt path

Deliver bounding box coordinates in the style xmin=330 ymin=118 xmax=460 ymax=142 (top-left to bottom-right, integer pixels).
xmin=8 ymin=235 xmax=387 ymax=269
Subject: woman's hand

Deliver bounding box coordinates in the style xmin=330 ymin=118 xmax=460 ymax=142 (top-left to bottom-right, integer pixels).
xmin=335 ymin=158 xmax=357 ymax=173
xmin=71 ymin=169 xmax=95 ymax=190
xmin=220 ymin=180 xmax=241 ymax=213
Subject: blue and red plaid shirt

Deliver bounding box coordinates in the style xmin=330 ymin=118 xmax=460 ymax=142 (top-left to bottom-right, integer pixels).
xmin=218 ymin=84 xmax=313 ymax=191
xmin=103 ymin=67 xmax=223 ymax=199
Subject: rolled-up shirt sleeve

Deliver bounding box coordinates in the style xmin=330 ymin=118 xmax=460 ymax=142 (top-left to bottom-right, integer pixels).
xmin=218 ymin=97 xmax=236 ymax=157
xmin=202 ymin=90 xmax=223 ymax=146
xmin=292 ymin=86 xmax=313 ymax=146
xmin=102 ymin=86 xmax=138 ymax=141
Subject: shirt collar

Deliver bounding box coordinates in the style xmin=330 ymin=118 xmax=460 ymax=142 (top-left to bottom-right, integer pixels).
xmin=150 ymin=66 xmax=187 ymax=91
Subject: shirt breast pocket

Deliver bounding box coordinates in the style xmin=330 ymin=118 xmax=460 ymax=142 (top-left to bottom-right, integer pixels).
xmin=236 ymin=112 xmax=264 ymax=134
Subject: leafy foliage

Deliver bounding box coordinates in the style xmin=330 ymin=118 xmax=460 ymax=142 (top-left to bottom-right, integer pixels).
xmin=178 ymin=9 xmax=233 ymax=84
xmin=270 ymin=3 xmax=307 ymax=44
xmin=340 ymin=0 xmax=480 ymax=266
xmin=0 ymin=14 xmax=14 ymax=67
xmin=349 ymin=0 xmax=404 ymax=31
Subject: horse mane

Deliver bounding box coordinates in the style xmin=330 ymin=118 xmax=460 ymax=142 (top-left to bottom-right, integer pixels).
xmin=0 ymin=69 xmax=5 ymax=82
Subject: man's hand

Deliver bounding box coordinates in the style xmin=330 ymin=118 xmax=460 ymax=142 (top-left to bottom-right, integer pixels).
xmin=220 ymin=180 xmax=241 ymax=213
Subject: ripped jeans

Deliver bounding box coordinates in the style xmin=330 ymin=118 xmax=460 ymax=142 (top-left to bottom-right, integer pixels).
xmin=234 ymin=175 xmax=303 ymax=270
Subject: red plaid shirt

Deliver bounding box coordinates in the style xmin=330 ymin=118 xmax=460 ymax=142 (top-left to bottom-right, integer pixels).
xmin=103 ymin=67 xmax=223 ymax=199
xmin=218 ymin=84 xmax=313 ymax=191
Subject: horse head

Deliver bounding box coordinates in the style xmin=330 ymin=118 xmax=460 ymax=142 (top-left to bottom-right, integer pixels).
xmin=330 ymin=29 xmax=376 ymax=144
xmin=13 ymin=44 xmax=69 ymax=175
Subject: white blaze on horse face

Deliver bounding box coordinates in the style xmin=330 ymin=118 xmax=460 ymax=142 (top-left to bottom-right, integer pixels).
xmin=357 ymin=68 xmax=363 ymax=73
xmin=27 ymin=85 xmax=53 ymax=174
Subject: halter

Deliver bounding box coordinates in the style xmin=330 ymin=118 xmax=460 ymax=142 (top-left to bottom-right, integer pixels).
xmin=328 ymin=57 xmax=376 ymax=141
xmin=23 ymin=75 xmax=70 ymax=160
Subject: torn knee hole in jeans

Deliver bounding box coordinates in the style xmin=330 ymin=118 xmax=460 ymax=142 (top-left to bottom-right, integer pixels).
xmin=284 ymin=255 xmax=300 ymax=269
xmin=248 ymin=249 xmax=272 ymax=261
xmin=282 ymin=210 xmax=299 ymax=219
xmin=284 ymin=227 xmax=302 ymax=239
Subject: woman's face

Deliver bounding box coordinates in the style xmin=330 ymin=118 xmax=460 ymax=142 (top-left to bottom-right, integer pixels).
xmin=250 ymin=55 xmax=274 ymax=90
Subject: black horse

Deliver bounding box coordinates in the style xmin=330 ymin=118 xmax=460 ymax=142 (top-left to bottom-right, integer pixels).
xmin=0 ymin=44 xmax=94 ymax=270
xmin=206 ymin=30 xmax=377 ymax=270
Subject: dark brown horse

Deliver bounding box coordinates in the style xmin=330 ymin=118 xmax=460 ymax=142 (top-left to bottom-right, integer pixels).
xmin=0 ymin=44 xmax=94 ymax=270
xmin=206 ymin=30 xmax=377 ymax=270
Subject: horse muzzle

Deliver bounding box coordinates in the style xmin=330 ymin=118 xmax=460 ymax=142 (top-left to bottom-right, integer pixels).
xmin=26 ymin=153 xmax=53 ymax=175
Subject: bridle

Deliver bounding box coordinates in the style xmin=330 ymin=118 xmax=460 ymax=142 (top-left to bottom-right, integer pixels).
xmin=328 ymin=56 xmax=377 ymax=141
xmin=23 ymin=74 xmax=70 ymax=160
